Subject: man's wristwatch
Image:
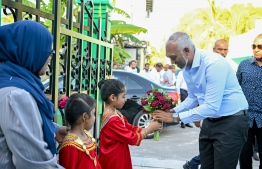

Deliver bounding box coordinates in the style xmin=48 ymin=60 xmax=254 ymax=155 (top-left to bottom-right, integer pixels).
xmin=172 ymin=113 xmax=179 ymax=122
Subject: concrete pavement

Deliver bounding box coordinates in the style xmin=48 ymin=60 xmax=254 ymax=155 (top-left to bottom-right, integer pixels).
xmin=132 ymin=156 xmax=186 ymax=169
xmin=130 ymin=124 xmax=259 ymax=169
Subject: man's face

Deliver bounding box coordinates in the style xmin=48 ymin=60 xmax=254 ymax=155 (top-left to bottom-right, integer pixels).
xmin=145 ymin=64 xmax=150 ymax=70
xmin=252 ymin=36 xmax=262 ymax=61
xmin=213 ymin=42 xmax=228 ymax=57
xmin=156 ymin=66 xmax=162 ymax=72
xmin=166 ymin=42 xmax=187 ymax=69
xmin=131 ymin=62 xmax=136 ymax=69
xmin=164 ymin=64 xmax=169 ymax=71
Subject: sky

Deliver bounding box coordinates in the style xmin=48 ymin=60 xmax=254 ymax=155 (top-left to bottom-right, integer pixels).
xmin=112 ymin=0 xmax=262 ymax=49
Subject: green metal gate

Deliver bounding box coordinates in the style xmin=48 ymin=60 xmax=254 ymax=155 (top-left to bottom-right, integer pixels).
xmin=1 ymin=0 xmax=114 ymax=140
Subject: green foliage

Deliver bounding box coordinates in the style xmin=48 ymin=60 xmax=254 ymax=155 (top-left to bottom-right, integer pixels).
xmin=112 ymin=7 xmax=130 ymax=18
xmin=110 ymin=3 xmax=148 ymax=64
xmin=175 ymin=0 xmax=262 ymax=50
xmin=110 ymin=19 xmax=148 ymax=64
xmin=113 ymin=46 xmax=131 ymax=63
xmin=22 ymin=0 xmax=35 ymax=7
xmin=146 ymin=37 xmax=167 ymax=65
xmin=123 ymin=34 xmax=143 ymax=44
xmin=4 ymin=0 xmax=75 ymax=27
xmin=111 ymin=23 xmax=147 ymax=34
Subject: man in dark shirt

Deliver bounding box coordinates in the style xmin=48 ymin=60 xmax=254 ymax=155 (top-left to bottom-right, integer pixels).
xmin=238 ymin=33 xmax=262 ymax=169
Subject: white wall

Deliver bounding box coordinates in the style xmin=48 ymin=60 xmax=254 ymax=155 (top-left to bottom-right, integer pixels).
xmin=227 ymin=20 xmax=262 ymax=59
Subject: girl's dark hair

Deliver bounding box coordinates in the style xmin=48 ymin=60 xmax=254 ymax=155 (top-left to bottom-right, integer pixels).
xmin=64 ymin=93 xmax=96 ymax=127
xmin=98 ymin=79 xmax=125 ymax=103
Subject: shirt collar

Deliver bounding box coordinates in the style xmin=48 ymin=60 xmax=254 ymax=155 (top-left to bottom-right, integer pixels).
xmin=250 ymin=56 xmax=256 ymax=64
xmin=186 ymin=48 xmax=201 ymax=73
xmin=191 ymin=49 xmax=201 ymax=68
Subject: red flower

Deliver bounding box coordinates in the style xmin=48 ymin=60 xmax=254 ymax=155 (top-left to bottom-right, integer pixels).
xmin=163 ymin=103 xmax=171 ymax=110
xmin=151 ymin=100 xmax=160 ymax=107
xmin=146 ymin=90 xmax=152 ymax=95
xmin=141 ymin=98 xmax=148 ymax=106
xmin=158 ymin=96 xmax=167 ymax=104
xmin=58 ymin=96 xmax=69 ymax=109
xmin=153 ymin=92 xmax=162 ymax=97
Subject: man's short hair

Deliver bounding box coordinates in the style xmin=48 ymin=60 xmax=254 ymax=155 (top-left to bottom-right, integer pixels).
xmin=129 ymin=60 xmax=136 ymax=66
xmin=169 ymin=65 xmax=175 ymax=69
xmin=155 ymin=62 xmax=163 ymax=67
xmin=213 ymin=39 xmax=228 ymax=48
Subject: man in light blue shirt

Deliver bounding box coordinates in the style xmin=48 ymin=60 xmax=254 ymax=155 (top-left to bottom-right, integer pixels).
xmin=152 ymin=32 xmax=249 ymax=169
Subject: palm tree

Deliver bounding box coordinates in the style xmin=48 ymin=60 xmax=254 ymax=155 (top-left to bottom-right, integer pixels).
xmin=110 ymin=6 xmax=148 ymax=64
xmin=175 ymin=0 xmax=262 ymax=50
xmin=110 ymin=20 xmax=147 ymax=63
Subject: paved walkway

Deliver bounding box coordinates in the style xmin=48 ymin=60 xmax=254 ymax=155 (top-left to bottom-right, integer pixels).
xmin=132 ymin=156 xmax=243 ymax=169
xmin=132 ymin=156 xmax=261 ymax=169
xmin=132 ymin=157 xmax=185 ymax=169
xmin=129 ymin=125 xmax=258 ymax=169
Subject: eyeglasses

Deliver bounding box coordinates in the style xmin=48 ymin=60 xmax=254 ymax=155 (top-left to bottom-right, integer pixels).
xmin=251 ymin=44 xmax=262 ymax=50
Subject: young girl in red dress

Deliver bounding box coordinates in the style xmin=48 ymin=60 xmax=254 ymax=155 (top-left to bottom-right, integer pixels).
xmin=98 ymin=79 xmax=162 ymax=169
xmin=59 ymin=93 xmax=102 ymax=169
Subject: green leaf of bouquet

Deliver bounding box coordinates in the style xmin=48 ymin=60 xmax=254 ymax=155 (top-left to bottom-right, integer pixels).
xmin=152 ymin=88 xmax=158 ymax=92
xmin=143 ymin=105 xmax=152 ymax=112
xmin=149 ymin=96 xmax=155 ymax=101
xmin=158 ymin=88 xmax=164 ymax=93
xmin=151 ymin=84 xmax=155 ymax=90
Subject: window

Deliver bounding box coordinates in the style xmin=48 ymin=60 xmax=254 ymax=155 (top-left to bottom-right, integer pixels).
xmin=114 ymin=74 xmax=142 ymax=90
xmin=126 ymin=77 xmax=142 ymax=90
xmin=114 ymin=75 xmax=126 ymax=85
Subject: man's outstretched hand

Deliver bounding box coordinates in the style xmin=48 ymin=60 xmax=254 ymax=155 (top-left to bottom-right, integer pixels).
xmin=151 ymin=110 xmax=179 ymax=123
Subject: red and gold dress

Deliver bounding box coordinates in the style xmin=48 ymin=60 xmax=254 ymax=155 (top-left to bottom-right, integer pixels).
xmin=99 ymin=110 xmax=143 ymax=169
xmin=59 ymin=130 xmax=102 ymax=169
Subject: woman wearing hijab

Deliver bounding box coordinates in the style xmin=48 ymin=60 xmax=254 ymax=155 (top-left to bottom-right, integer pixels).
xmin=0 ymin=21 xmax=67 ymax=169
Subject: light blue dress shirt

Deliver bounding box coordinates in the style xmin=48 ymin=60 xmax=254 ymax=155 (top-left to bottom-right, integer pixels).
xmin=174 ymin=49 xmax=248 ymax=124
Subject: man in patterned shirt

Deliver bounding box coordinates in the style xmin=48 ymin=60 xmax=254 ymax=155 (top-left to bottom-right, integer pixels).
xmin=238 ymin=33 xmax=262 ymax=169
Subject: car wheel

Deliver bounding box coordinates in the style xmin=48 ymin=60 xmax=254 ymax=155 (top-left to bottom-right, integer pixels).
xmin=132 ymin=110 xmax=154 ymax=139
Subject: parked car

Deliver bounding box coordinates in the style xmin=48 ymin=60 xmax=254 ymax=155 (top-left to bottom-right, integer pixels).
xmin=113 ymin=70 xmax=179 ymax=138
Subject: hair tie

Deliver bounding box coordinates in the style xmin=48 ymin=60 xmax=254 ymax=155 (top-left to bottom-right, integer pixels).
xmin=58 ymin=96 xmax=69 ymax=109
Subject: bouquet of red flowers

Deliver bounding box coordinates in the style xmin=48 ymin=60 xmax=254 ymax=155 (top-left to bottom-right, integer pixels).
xmin=141 ymin=87 xmax=174 ymax=141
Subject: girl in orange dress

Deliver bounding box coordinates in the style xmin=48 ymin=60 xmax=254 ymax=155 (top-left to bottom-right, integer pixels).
xmin=59 ymin=93 xmax=101 ymax=169
xmin=98 ymin=79 xmax=161 ymax=169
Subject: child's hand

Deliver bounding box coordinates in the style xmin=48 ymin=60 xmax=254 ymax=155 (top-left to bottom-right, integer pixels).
xmin=148 ymin=120 xmax=162 ymax=133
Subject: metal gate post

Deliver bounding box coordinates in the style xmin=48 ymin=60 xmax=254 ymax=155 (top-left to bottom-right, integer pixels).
xmin=0 ymin=0 xmax=2 ymax=25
